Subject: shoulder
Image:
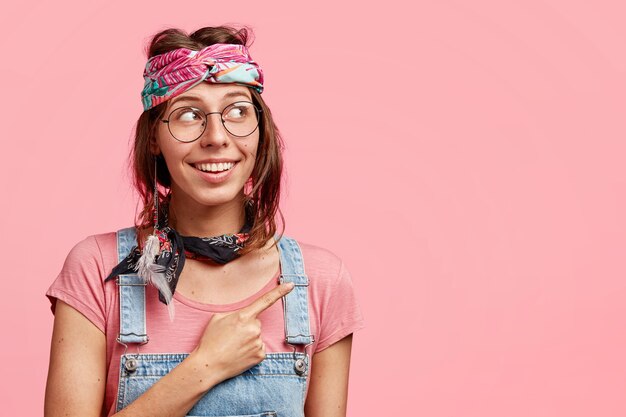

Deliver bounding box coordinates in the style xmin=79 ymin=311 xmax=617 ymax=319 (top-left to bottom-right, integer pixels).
xmin=61 ymin=228 xmax=129 ymax=277
xmin=47 ymin=230 xmax=123 ymax=330
xmin=280 ymin=236 xmax=365 ymax=349
xmin=298 ymin=240 xmax=342 ymax=270
xmin=72 ymin=230 xmax=119 ymax=257
xmin=279 ymin=236 xmax=346 ymax=286
xmin=280 ymin=235 xmax=342 ymax=265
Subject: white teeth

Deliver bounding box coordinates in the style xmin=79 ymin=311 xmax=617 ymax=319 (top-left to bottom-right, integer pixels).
xmin=195 ymin=162 xmax=235 ymax=172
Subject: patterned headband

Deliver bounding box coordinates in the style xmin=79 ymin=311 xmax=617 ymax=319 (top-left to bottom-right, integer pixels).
xmin=141 ymin=43 xmax=264 ymax=111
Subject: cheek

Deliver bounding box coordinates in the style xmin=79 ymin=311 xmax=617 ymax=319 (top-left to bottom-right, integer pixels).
xmin=242 ymin=142 xmax=256 ymax=159
xmin=241 ymin=136 xmax=260 ymax=156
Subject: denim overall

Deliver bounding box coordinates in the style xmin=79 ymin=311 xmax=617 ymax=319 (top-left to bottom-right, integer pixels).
xmin=113 ymin=227 xmax=315 ymax=417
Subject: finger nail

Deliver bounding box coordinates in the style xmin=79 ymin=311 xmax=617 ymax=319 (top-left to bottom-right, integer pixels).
xmin=284 ymin=282 xmax=295 ymax=289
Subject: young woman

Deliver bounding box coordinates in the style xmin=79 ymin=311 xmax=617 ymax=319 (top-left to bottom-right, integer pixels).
xmin=44 ymin=26 xmax=365 ymax=417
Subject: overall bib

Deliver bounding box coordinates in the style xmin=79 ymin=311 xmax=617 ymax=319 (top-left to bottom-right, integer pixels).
xmin=113 ymin=227 xmax=315 ymax=417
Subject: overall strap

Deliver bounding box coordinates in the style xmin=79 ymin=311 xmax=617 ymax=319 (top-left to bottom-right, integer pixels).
xmin=276 ymin=236 xmax=315 ymax=346
xmin=116 ymin=227 xmax=149 ymax=345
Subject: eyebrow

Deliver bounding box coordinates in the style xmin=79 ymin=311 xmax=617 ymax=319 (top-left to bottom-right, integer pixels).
xmin=169 ymin=90 xmax=251 ymax=107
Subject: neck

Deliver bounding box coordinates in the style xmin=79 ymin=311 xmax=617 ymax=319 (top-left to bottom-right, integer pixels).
xmin=166 ymin=192 xmax=247 ymax=237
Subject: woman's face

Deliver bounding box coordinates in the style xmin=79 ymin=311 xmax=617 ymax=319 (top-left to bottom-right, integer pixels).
xmin=154 ymin=83 xmax=260 ymax=209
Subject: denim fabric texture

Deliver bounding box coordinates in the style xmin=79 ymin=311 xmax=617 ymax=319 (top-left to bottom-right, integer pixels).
xmin=116 ymin=227 xmax=148 ymax=344
xmin=114 ymin=227 xmax=313 ymax=416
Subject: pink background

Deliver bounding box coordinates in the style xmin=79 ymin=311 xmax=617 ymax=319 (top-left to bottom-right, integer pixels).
xmin=2 ymin=0 xmax=625 ymax=415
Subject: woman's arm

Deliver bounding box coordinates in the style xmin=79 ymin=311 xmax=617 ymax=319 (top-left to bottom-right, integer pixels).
xmin=304 ymin=334 xmax=354 ymax=417
xmin=45 ymin=300 xmax=107 ymax=417
xmin=45 ymin=300 xmax=222 ymax=417
xmin=45 ymin=283 xmax=294 ymax=417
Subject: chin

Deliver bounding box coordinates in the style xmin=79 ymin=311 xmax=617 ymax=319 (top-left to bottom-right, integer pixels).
xmin=193 ymin=190 xmax=246 ymax=207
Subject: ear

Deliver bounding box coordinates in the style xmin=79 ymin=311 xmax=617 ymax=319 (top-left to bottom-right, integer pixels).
xmin=149 ymin=134 xmax=161 ymax=156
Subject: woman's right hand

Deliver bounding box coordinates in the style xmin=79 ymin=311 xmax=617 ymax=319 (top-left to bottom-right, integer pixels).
xmin=190 ymin=281 xmax=295 ymax=383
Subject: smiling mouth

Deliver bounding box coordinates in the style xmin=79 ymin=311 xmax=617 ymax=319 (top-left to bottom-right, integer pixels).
xmin=193 ymin=161 xmax=237 ymax=173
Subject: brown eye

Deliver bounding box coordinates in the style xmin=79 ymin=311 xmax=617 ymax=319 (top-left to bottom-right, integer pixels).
xmin=173 ymin=107 xmax=203 ymax=124
xmin=223 ymin=102 xmax=254 ymax=122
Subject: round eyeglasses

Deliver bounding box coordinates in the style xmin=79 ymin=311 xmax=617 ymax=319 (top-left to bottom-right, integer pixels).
xmin=160 ymin=101 xmax=262 ymax=142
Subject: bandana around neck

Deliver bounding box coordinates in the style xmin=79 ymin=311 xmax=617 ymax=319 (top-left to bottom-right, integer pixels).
xmin=105 ymin=200 xmax=255 ymax=313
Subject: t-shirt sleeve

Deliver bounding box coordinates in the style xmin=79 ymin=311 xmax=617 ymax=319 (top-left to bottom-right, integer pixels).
xmin=46 ymin=235 xmax=107 ymax=333
xmin=314 ymin=260 xmax=365 ymax=353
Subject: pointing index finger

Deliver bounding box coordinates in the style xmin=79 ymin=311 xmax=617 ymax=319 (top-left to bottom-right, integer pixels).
xmin=241 ymin=282 xmax=295 ymax=318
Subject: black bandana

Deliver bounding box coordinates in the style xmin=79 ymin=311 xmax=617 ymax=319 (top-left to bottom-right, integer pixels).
xmin=105 ymin=200 xmax=254 ymax=305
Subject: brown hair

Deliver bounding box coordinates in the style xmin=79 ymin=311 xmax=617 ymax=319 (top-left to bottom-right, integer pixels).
xmin=131 ymin=26 xmax=284 ymax=256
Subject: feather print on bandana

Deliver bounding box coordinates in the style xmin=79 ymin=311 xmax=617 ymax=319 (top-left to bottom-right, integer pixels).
xmin=105 ymin=200 xmax=255 ymax=319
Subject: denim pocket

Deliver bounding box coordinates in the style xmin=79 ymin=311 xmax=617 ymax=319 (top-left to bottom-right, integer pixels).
xmin=118 ymin=353 xmax=306 ymax=416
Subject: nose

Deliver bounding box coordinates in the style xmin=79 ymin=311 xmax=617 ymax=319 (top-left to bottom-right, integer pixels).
xmin=199 ymin=112 xmax=229 ymax=147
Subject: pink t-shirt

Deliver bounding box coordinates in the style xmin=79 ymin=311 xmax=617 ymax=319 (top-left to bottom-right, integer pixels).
xmin=46 ymin=230 xmax=365 ymax=417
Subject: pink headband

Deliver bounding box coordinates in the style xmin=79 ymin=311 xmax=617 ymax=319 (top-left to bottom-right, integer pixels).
xmin=141 ymin=43 xmax=264 ymax=111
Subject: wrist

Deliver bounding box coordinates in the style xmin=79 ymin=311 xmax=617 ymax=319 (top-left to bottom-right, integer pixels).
xmin=187 ymin=348 xmax=223 ymax=392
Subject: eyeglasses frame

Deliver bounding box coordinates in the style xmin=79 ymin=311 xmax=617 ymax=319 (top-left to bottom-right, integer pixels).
xmin=160 ymin=100 xmax=263 ymax=142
